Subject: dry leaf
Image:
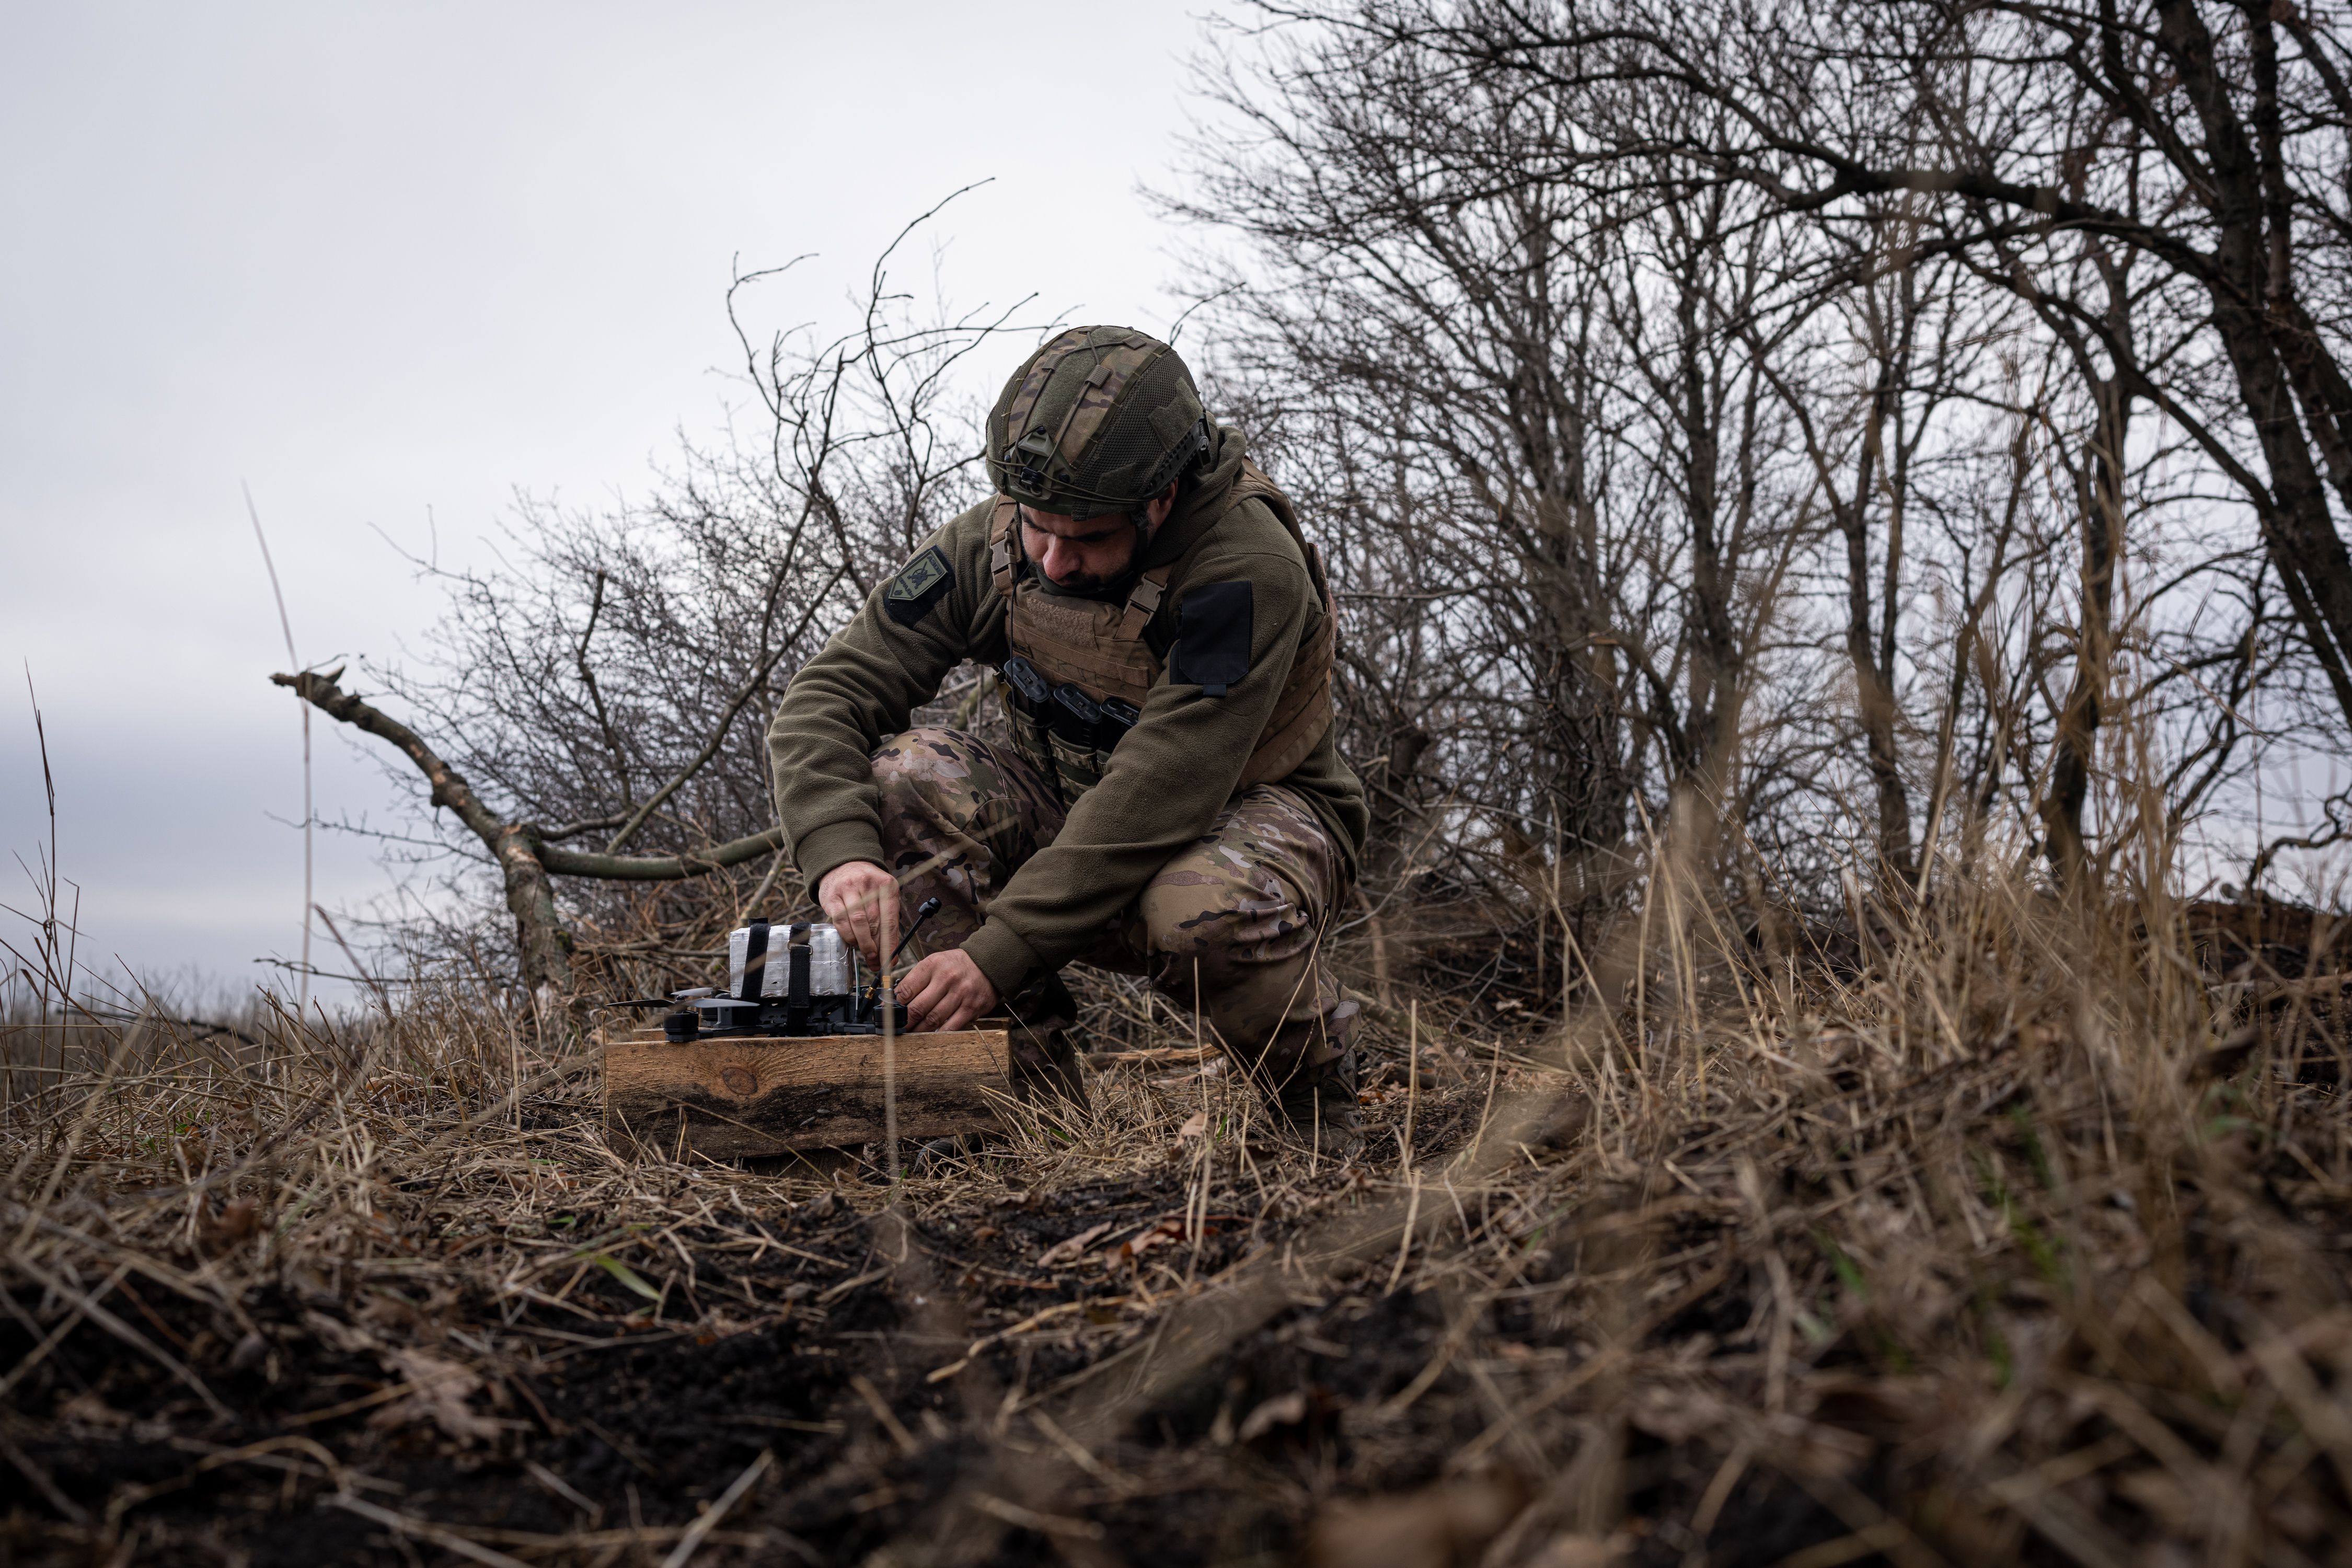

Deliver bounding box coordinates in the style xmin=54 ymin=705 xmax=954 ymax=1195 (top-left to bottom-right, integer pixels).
xmin=1112 ymin=1227 xmax=1178 ymax=1266
xmin=201 ymin=1198 xmax=260 ymax=1248
xmin=1237 ymin=1389 xmax=1308 ymax=1443
xmin=369 ymin=1348 xmax=501 ymax=1444
xmin=1524 ymin=1534 xmax=1627 ymax=1568
xmin=1176 ymin=1111 xmax=1208 ymax=1142
xmin=1036 ymin=1221 xmax=1113 ymax=1268
xmin=1306 ymin=1474 xmax=1526 ymax=1568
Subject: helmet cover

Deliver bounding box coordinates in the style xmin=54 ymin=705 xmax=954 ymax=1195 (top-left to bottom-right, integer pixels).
xmin=986 ymin=326 xmax=1211 ymax=521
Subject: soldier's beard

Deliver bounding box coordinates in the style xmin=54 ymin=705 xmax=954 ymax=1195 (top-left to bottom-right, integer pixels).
xmin=1041 ymin=562 xmax=1128 ymax=595
xmin=1037 ymin=521 xmax=1146 ymax=597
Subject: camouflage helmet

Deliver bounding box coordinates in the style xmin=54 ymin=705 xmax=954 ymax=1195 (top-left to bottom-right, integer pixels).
xmin=985 ymin=326 xmax=1212 ymax=521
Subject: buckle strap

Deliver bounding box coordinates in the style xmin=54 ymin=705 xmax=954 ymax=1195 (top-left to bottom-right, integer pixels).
xmin=988 ymin=498 xmax=1020 ymax=596
xmin=1115 ymin=567 xmax=1171 ymax=640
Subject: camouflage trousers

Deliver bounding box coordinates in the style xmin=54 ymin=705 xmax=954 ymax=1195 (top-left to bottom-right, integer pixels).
xmin=870 ymin=727 xmax=1354 ymax=1101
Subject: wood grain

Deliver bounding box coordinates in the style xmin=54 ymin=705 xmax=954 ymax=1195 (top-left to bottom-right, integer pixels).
xmin=601 ymin=1027 xmax=1011 ymax=1159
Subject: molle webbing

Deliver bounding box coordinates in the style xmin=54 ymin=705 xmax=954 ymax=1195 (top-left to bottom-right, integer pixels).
xmin=986 ymin=464 xmax=1337 ymax=800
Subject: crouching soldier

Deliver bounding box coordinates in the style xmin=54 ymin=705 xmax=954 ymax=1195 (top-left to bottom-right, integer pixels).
xmin=764 ymin=326 xmax=1368 ymax=1151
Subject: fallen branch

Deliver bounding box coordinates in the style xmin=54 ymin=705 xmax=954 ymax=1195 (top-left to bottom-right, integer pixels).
xmin=540 ymin=831 xmax=782 ymax=882
xmin=271 ymin=668 xmax=786 ymax=997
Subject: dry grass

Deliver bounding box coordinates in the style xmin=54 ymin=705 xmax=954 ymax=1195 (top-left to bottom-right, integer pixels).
xmin=3 ymin=850 xmax=2348 ymax=1567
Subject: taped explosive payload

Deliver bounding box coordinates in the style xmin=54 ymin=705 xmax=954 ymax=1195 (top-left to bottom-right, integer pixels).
xmin=602 ymin=898 xmax=1011 ymax=1158
xmin=656 ymin=898 xmax=943 ymax=1041
xmin=658 ymin=919 xmax=905 ymax=1041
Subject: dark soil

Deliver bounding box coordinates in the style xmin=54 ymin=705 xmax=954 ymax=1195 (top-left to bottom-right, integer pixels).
xmin=0 ymin=1092 xmax=1857 ymax=1568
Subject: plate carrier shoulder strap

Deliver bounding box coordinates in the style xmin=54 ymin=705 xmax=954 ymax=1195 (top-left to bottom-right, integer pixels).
xmin=986 ymin=464 xmax=1337 ymax=800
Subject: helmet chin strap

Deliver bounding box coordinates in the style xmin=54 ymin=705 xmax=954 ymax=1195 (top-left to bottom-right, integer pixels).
xmin=1117 ymin=482 xmax=1178 ymax=583
xmin=1088 ymin=509 xmax=1149 ymax=594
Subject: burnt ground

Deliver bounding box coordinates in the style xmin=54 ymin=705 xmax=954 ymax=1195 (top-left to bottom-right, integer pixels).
xmin=3 ymin=1078 xmax=1851 ymax=1568
xmin=7 ymin=953 xmax=2352 ymax=1567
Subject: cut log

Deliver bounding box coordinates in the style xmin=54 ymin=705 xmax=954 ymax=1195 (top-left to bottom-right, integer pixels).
xmin=602 ymin=1027 xmax=1012 ymax=1159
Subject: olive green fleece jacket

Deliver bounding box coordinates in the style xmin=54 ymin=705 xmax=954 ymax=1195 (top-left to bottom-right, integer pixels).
xmin=765 ymin=423 xmax=1368 ymax=998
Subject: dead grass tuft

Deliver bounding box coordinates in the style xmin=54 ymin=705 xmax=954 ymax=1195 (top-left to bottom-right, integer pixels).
xmin=3 ymin=856 xmax=2348 ymax=1566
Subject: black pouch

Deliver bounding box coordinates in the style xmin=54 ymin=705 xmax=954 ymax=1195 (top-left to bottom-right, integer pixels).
xmin=1048 ymin=684 xmax=1103 ymax=799
xmin=1094 ymin=697 xmax=1140 ymax=772
xmin=1002 ymin=656 xmax=1051 ymax=714
xmin=1000 ymin=658 xmax=1059 ymax=793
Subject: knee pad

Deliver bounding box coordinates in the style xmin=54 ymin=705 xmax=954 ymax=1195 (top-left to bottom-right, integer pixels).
xmin=869 ymin=727 xmax=971 ymax=807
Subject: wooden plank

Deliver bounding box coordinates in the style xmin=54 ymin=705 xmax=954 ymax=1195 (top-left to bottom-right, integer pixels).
xmin=601 ymin=1028 xmax=1011 ymax=1159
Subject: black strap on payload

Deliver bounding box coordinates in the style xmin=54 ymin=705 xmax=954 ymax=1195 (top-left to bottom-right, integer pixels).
xmin=738 ymin=919 xmax=771 ymax=1002
xmin=786 ymin=923 xmax=812 ymax=1030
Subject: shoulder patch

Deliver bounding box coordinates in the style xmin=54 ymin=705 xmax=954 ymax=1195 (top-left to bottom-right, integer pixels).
xmin=884 ymin=545 xmax=954 ymax=627
xmin=1172 ymin=580 xmax=1252 ymax=697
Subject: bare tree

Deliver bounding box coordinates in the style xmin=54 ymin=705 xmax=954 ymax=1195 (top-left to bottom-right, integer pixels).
xmin=286 ymin=205 xmax=1029 ymax=1005
xmin=283 ymin=5 xmax=2352 ymax=1021
xmin=1276 ymin=0 xmax=2352 ymax=731
xmin=1171 ymin=20 xmax=1834 ymax=967
xmin=1182 ymin=0 xmax=2351 ymax=939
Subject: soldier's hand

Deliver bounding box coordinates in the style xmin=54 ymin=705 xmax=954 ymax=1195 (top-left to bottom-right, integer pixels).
xmin=817 ymin=861 xmax=898 ymax=967
xmin=897 ymin=949 xmax=997 ymax=1034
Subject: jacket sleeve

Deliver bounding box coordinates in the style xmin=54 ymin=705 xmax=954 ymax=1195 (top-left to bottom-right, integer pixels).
xmin=958 ymin=532 xmax=1317 ymax=995
xmin=766 ymin=504 xmax=999 ymax=892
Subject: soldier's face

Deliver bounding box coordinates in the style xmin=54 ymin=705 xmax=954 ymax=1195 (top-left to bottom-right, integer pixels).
xmin=1020 ymin=483 xmax=1179 ymax=593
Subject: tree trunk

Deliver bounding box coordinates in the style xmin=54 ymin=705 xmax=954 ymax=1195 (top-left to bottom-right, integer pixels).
xmin=2155 ymin=0 xmax=2352 ymax=719
xmin=2040 ymin=377 xmax=2127 ymax=895
xmin=1839 ymin=352 xmax=1917 ymax=887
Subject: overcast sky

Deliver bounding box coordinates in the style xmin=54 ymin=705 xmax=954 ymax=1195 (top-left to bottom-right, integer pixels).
xmin=0 ymin=2 xmax=1224 ymax=1005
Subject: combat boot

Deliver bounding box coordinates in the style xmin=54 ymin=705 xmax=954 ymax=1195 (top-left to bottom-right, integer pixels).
xmin=1271 ymin=1040 xmax=1362 ymax=1161
xmin=1004 ymin=972 xmax=1090 ymax=1113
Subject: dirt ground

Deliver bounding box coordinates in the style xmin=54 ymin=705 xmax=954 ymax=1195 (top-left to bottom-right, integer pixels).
xmin=7 ymin=904 xmax=2352 ymax=1566
xmin=2 ymin=1079 xmax=1848 ymax=1567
